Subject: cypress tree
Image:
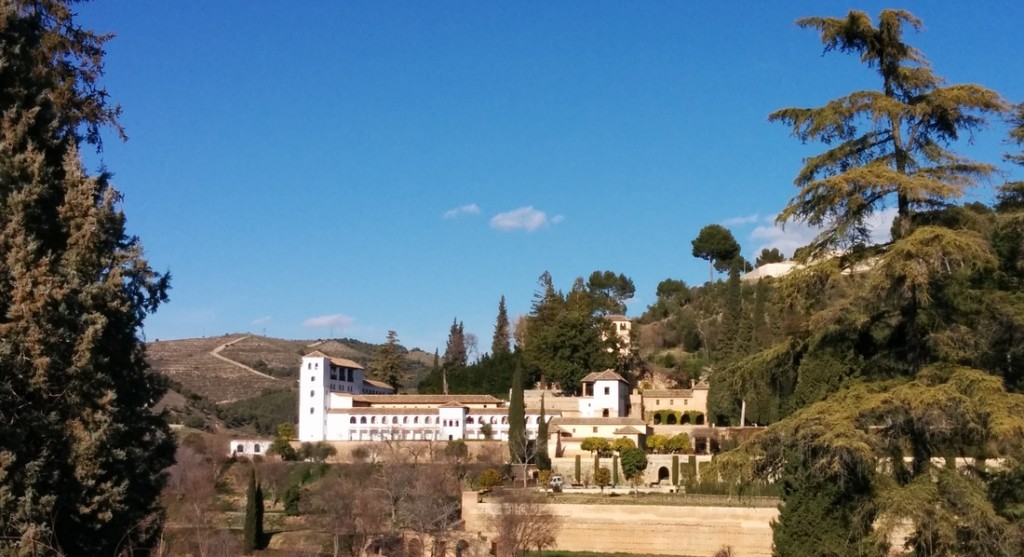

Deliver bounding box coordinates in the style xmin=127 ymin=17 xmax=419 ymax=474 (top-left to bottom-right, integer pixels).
xmin=535 ymin=394 xmax=550 ymax=470
xmin=255 ymin=480 xmax=265 ymax=549
xmin=243 ymin=469 xmax=258 ymax=553
xmin=0 ymin=2 xmax=174 ymax=554
xmin=507 ymin=358 xmax=527 ymax=467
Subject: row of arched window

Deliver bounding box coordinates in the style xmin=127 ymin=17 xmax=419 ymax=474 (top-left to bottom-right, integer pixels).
xmin=346 ymin=414 xmax=543 ymax=425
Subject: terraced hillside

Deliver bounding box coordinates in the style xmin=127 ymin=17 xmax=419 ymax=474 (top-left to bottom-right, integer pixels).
xmin=146 ymin=335 xmax=283 ymax=403
xmin=147 ymin=335 xmax=436 ymax=404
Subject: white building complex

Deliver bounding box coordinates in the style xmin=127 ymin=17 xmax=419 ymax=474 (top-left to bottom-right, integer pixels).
xmin=298 ymin=352 xmax=552 ymax=443
xmin=296 ymin=350 xmax=710 ymax=456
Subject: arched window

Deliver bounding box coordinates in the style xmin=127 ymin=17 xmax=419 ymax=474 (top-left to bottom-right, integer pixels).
xmin=392 ymin=416 xmax=399 ymax=424
xmin=236 ymin=444 xmax=244 ymax=453
xmin=403 ymin=416 xmax=408 ymax=424
xmin=350 ymin=417 xmax=357 ymax=424
xmin=371 ymin=417 xmax=377 ymax=424
xmin=425 ymin=417 xmax=432 ymax=424
xmin=466 ymin=417 xmax=474 ymax=424
xmin=360 ymin=417 xmax=367 ymax=424
xmin=414 ymin=416 xmax=419 ymax=424
xmin=253 ymin=444 xmax=261 ymax=453
xmin=501 ymin=416 xmax=508 ymax=424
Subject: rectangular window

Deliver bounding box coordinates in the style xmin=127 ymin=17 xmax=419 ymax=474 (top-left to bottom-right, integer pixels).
xmin=604 ymin=387 xmax=610 ymax=395
xmin=307 ymin=363 xmax=311 ymax=370
xmin=593 ymin=427 xmax=598 ymax=433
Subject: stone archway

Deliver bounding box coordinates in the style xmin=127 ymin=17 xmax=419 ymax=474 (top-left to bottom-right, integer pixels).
xmin=406 ymin=538 xmax=423 ymax=557
xmin=657 ymin=466 xmax=670 ymax=484
xmin=666 ymin=413 xmax=677 ymax=425
xmin=653 ymin=413 xmax=662 ymax=425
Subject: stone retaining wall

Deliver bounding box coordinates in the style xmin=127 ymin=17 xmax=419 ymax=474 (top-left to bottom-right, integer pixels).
xmin=462 ymin=491 xmax=778 ymax=557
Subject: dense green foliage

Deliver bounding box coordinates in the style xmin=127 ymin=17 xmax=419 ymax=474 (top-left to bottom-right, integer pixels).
xmin=521 ymin=272 xmax=620 ymax=394
xmin=0 ymin=2 xmax=175 ymax=554
xmin=585 ymin=270 xmax=636 ymax=316
xmin=536 ymin=395 xmax=551 ymax=470
xmin=691 ymin=224 xmax=741 ymax=282
xmin=492 ymin=295 xmax=511 ymax=355
xmin=619 ymin=447 xmax=648 ymax=490
xmin=242 ymin=469 xmax=260 ymax=553
xmin=508 ymin=359 xmax=528 ymax=465
xmin=697 ymin=10 xmax=1024 ymax=556
xmin=219 ymin=388 xmax=298 ymax=435
xmin=418 ymin=350 xmax=522 ymax=396
xmin=372 ymin=330 xmax=405 ymax=390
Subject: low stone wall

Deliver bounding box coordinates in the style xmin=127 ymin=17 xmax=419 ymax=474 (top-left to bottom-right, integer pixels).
xmin=462 ymin=491 xmax=778 ymax=557
xmin=316 ymin=439 xmax=508 ymax=463
xmin=550 ymin=454 xmax=715 ymax=485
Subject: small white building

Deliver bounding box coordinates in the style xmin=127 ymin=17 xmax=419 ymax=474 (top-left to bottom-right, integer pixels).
xmin=578 ymin=370 xmax=631 ymax=418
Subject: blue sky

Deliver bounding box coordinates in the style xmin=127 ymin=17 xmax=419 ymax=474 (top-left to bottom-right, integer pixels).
xmin=77 ymin=1 xmax=1023 ymax=353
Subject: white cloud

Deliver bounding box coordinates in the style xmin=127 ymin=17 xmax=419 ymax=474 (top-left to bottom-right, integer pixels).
xmin=490 ymin=206 xmax=560 ymax=232
xmin=866 ymin=207 xmax=897 ymax=245
xmin=302 ymin=314 xmax=355 ymax=329
xmin=443 ymin=203 xmax=481 ymax=219
xmin=749 ymin=208 xmax=899 ymax=258
xmin=250 ymin=316 xmax=272 ymax=326
xmin=720 ymin=213 xmax=762 ymax=226
xmin=750 ymin=218 xmax=818 ymax=258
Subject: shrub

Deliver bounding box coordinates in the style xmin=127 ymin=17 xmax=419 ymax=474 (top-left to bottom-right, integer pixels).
xmin=475 ymin=468 xmax=504 ymax=490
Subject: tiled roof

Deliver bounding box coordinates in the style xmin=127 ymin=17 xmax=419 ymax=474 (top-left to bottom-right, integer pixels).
xmin=603 ymin=314 xmax=629 ymax=322
xmin=350 ymin=394 xmax=504 ymax=405
xmin=581 ymin=370 xmax=628 ymax=383
xmin=613 ymin=426 xmax=644 ymax=435
xmin=643 ymin=389 xmax=695 ymax=398
xmin=362 ymin=378 xmax=393 ymax=390
xmin=304 ymin=351 xmax=364 ymax=370
xmin=550 ymin=417 xmax=646 ymax=427
xmin=328 ymin=407 xmax=439 ymax=415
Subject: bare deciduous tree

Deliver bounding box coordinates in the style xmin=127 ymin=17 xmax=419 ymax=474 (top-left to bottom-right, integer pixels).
xmin=487 ymin=490 xmax=560 ymax=557
xmin=304 ymin=467 xmax=385 ymax=557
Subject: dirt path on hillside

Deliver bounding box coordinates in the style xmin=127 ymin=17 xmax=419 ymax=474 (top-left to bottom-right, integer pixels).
xmin=210 ymin=336 xmax=281 ymax=382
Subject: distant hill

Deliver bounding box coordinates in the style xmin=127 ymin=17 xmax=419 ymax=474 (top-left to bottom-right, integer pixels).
xmin=147 ymin=334 xmax=434 ymax=405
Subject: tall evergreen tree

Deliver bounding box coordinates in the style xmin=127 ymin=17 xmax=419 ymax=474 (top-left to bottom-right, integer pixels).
xmin=0 ymin=2 xmax=174 ymax=554
xmin=535 ymin=394 xmax=550 ymax=470
xmin=507 ymin=359 xmax=527 ymax=468
xmin=243 ymin=469 xmax=259 ymax=553
xmin=443 ymin=318 xmax=467 ymax=368
xmin=373 ymin=330 xmax=404 ymax=390
xmin=492 ymin=295 xmax=511 ymax=356
xmin=771 ymin=9 xmax=1007 ymax=255
xmin=709 ymin=11 xmax=1022 ymax=555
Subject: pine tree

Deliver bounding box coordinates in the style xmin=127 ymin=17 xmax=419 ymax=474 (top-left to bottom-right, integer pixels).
xmin=772 ymin=9 xmax=1007 ymax=255
xmin=443 ymin=318 xmax=467 ymax=368
xmin=373 ymin=330 xmax=404 ymax=390
xmin=492 ymin=295 xmax=511 ymax=355
xmin=0 ymin=2 xmax=174 ymax=554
